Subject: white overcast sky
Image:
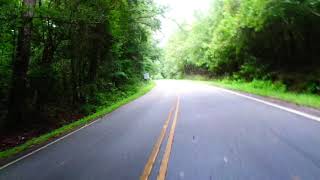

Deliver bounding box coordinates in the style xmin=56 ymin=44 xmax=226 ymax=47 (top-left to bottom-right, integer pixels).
xmin=154 ymin=0 xmax=212 ymax=46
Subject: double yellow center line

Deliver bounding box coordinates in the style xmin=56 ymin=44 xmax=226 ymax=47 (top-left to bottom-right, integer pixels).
xmin=140 ymin=96 xmax=181 ymax=180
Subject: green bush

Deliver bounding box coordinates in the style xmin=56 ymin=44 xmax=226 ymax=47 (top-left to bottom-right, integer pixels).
xmin=80 ymin=104 xmax=97 ymax=115
xmin=250 ymin=79 xmax=286 ymax=92
xmin=306 ymin=82 xmax=320 ymax=94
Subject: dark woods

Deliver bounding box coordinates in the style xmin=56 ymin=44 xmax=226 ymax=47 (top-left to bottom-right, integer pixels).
xmin=0 ymin=0 xmax=162 ymax=132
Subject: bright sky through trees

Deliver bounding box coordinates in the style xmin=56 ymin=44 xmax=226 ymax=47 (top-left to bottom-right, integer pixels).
xmin=160 ymin=0 xmax=320 ymax=96
xmin=154 ymin=0 xmax=212 ymax=46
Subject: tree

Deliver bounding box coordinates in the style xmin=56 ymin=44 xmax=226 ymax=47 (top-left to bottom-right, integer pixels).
xmin=162 ymin=0 xmax=320 ymax=92
xmin=0 ymin=0 xmax=163 ymax=132
xmin=7 ymin=0 xmax=36 ymax=129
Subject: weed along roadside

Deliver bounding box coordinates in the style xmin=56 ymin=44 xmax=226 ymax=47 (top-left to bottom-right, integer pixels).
xmin=0 ymin=82 xmax=155 ymax=161
xmin=206 ymin=80 xmax=320 ymax=109
xmin=1 ymin=0 xmax=320 ymax=179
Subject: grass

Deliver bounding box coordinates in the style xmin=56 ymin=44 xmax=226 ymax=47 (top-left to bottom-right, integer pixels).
xmin=0 ymin=81 xmax=155 ymax=159
xmin=201 ymin=79 xmax=320 ymax=109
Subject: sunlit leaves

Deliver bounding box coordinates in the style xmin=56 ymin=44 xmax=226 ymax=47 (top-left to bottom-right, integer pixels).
xmin=162 ymin=0 xmax=320 ymax=80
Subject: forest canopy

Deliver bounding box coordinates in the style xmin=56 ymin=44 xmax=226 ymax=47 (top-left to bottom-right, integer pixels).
xmin=161 ymin=0 xmax=320 ymax=93
xmin=1 ymin=0 xmax=320 ymax=149
xmin=0 ymin=0 xmax=162 ymax=132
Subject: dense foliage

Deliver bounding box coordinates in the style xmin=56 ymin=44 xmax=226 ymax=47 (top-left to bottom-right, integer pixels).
xmin=0 ymin=0 xmax=162 ymax=131
xmin=162 ymin=0 xmax=320 ymax=93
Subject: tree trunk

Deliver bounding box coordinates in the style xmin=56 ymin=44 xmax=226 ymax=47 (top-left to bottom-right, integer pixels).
xmin=41 ymin=21 xmax=55 ymax=65
xmin=88 ymin=24 xmax=104 ymax=82
xmin=6 ymin=0 xmax=36 ymax=129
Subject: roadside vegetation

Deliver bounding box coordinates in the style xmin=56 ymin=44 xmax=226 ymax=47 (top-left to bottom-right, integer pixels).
xmin=208 ymin=79 xmax=320 ymax=109
xmin=0 ymin=82 xmax=155 ymax=159
xmin=1 ymin=0 xmax=320 ymax=159
xmin=0 ymin=0 xmax=162 ymax=153
xmin=159 ymin=0 xmax=320 ymax=107
xmin=183 ymin=75 xmax=320 ymax=109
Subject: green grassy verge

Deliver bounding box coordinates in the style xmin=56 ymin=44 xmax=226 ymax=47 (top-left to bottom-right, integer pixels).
xmin=200 ymin=79 xmax=320 ymax=109
xmin=0 ymin=82 xmax=155 ymax=159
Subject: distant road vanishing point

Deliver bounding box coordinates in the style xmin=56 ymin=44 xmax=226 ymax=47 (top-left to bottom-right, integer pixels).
xmin=1 ymin=80 xmax=320 ymax=180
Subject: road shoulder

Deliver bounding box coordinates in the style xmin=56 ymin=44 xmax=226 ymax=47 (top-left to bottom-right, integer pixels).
xmin=0 ymin=82 xmax=156 ymax=168
xmin=194 ymin=80 xmax=320 ymax=118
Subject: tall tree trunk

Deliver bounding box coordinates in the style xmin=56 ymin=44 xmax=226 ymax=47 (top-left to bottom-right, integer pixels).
xmin=41 ymin=21 xmax=55 ymax=65
xmin=88 ymin=24 xmax=105 ymax=82
xmin=6 ymin=0 xmax=36 ymax=129
xmin=70 ymin=24 xmax=79 ymax=104
xmin=35 ymin=22 xmax=56 ymax=111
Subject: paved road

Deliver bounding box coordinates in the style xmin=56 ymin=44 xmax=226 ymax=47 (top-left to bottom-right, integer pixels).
xmin=1 ymin=80 xmax=320 ymax=180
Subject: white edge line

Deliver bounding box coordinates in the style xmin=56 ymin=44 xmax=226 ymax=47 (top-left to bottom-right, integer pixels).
xmin=212 ymin=85 xmax=320 ymax=122
xmin=0 ymin=86 xmax=155 ymax=171
xmin=0 ymin=117 xmax=102 ymax=170
xmin=2 ymin=83 xmax=320 ymax=170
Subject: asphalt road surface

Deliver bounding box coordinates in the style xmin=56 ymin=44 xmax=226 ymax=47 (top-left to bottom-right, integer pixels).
xmin=1 ymin=80 xmax=320 ymax=180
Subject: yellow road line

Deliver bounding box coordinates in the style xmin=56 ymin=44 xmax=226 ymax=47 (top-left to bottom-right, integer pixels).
xmin=157 ymin=96 xmax=180 ymax=180
xmin=140 ymin=105 xmax=175 ymax=180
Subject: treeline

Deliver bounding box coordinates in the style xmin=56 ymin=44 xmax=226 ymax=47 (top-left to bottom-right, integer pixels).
xmin=162 ymin=0 xmax=320 ymax=93
xmin=0 ymin=0 xmax=161 ymax=131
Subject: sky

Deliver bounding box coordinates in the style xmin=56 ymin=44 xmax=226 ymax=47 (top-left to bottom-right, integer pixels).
xmin=154 ymin=0 xmax=212 ymax=46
